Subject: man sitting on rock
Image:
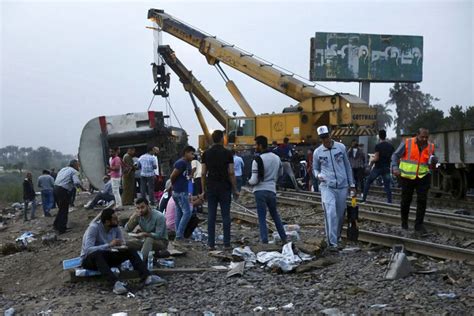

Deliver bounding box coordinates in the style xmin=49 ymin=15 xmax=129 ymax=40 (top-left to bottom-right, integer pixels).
xmin=125 ymin=197 xmax=169 ymax=262
xmin=80 ymin=208 xmax=166 ymax=295
xmin=84 ymin=175 xmax=115 ymax=210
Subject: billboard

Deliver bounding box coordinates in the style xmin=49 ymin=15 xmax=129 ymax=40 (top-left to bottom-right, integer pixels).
xmin=310 ymin=32 xmax=423 ymax=82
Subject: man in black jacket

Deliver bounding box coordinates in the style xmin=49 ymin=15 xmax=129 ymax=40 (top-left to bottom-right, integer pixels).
xmin=23 ymin=172 xmax=36 ymax=221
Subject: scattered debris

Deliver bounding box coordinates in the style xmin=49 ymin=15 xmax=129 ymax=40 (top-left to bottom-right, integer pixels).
xmin=252 ymin=306 xmax=263 ymax=312
xmin=370 ymin=304 xmax=388 ymax=308
xmin=41 ymin=233 xmax=58 ymax=245
xmin=210 ymin=265 xmax=229 ymax=271
xmin=405 ymin=292 xmax=416 ymax=300
xmin=15 ymin=232 xmax=36 ymax=248
xmin=282 ymin=303 xmax=294 ymax=311
xmin=436 ymin=292 xmax=457 ymax=299
xmin=232 ymin=246 xmax=257 ymax=266
xmin=414 ymin=268 xmax=438 ymax=274
xmin=384 ymin=245 xmax=413 ymax=280
xmin=11 ymin=202 xmax=22 ymax=210
xmin=227 ymin=261 xmax=245 ymax=278
xmin=341 ymin=246 xmax=361 ymax=253
xmin=295 ymin=257 xmax=339 ymax=273
xmin=320 ymin=307 xmax=343 ymax=315
xmin=294 ymin=238 xmax=326 ymax=255
xmin=208 ymin=250 xmax=233 ymax=262
xmin=4 ymin=307 xmax=15 ymax=316
xmin=256 ymin=242 xmax=312 ymax=272
xmin=442 ymin=274 xmax=458 ymax=285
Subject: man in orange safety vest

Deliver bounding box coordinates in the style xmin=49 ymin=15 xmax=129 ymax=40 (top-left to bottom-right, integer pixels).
xmin=391 ymin=128 xmax=437 ymax=234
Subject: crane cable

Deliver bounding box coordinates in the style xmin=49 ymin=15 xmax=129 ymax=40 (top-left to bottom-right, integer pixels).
xmin=164 ymin=96 xmax=184 ymax=130
xmin=147 ymin=85 xmax=183 ymax=130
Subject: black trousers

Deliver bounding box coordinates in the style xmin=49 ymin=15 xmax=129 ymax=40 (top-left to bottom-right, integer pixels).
xmin=53 ymin=186 xmax=70 ymax=233
xmin=400 ymin=175 xmax=430 ymax=228
xmin=352 ymin=168 xmax=365 ymax=192
xmin=82 ymin=249 xmax=149 ymax=284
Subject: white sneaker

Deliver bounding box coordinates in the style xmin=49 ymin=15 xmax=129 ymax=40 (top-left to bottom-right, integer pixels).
xmin=144 ymin=274 xmax=167 ymax=286
xmin=113 ymin=281 xmax=128 ymax=295
xmin=105 ymin=200 xmax=115 ymax=209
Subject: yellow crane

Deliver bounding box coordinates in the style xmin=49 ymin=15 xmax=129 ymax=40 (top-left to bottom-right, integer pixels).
xmin=148 ymin=9 xmax=377 ymax=147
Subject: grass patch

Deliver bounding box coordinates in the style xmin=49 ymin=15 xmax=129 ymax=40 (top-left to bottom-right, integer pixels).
xmin=0 ymin=172 xmax=23 ymax=203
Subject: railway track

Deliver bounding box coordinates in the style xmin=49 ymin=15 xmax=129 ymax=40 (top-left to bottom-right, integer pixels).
xmin=363 ymin=186 xmax=474 ymax=210
xmin=230 ymin=199 xmax=474 ymax=263
xmin=274 ymin=190 xmax=474 ymax=240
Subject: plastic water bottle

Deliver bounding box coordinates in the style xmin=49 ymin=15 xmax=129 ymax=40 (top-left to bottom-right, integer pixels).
xmin=147 ymin=251 xmax=154 ymax=270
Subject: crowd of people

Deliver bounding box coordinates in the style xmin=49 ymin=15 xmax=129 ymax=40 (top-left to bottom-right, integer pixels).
xmin=20 ymin=125 xmax=438 ymax=294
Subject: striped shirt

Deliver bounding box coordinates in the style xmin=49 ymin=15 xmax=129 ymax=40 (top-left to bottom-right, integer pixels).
xmin=54 ymin=166 xmax=82 ymax=191
xmin=138 ymin=153 xmax=157 ymax=177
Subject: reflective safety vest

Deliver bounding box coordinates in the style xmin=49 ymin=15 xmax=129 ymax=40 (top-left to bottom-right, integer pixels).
xmin=399 ymin=137 xmax=435 ymax=179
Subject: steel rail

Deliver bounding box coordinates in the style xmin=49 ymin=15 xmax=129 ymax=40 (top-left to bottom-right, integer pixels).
xmin=277 ymin=190 xmax=474 ymax=225
xmin=364 ymin=187 xmax=474 ymax=208
xmin=276 ymin=194 xmax=474 ymax=239
xmin=350 ymin=229 xmax=474 ymax=262
xmin=232 ymin=199 xmax=474 ymax=262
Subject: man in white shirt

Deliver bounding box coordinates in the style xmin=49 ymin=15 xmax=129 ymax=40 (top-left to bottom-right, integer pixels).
xmin=232 ymin=150 xmax=245 ymax=192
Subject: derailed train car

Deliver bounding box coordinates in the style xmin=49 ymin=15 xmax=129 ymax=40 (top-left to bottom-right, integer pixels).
xmin=429 ymin=128 xmax=474 ymax=198
xmin=79 ymin=111 xmax=187 ymax=190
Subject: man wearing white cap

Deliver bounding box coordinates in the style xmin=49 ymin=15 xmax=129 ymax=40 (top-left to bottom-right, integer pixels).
xmin=312 ymin=125 xmax=355 ymax=250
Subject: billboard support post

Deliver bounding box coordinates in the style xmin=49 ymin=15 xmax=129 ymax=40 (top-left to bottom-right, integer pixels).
xmin=358 ymin=82 xmax=370 ymax=151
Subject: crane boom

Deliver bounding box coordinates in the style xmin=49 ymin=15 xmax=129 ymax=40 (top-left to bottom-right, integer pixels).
xmin=158 ymin=45 xmax=230 ymax=128
xmin=148 ymin=9 xmax=329 ymax=102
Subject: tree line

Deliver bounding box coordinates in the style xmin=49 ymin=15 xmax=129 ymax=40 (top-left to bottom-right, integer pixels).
xmin=0 ymin=146 xmax=74 ymax=173
xmin=372 ymin=83 xmax=474 ymax=136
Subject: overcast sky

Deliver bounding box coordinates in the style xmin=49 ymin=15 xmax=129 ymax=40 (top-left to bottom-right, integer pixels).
xmin=1 ymin=0 xmax=472 ymax=155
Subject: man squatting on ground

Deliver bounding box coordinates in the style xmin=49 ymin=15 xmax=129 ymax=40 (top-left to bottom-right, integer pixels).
xmin=80 ymin=208 xmax=165 ymax=295
xmin=85 ymin=175 xmax=114 ymax=210
xmin=312 ymin=126 xmax=355 ymax=250
xmin=248 ymin=135 xmax=288 ymax=244
xmin=125 ymin=197 xmax=169 ymax=262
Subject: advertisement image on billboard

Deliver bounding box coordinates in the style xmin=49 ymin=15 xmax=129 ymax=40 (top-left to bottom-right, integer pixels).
xmin=310 ymin=32 xmax=423 ymax=82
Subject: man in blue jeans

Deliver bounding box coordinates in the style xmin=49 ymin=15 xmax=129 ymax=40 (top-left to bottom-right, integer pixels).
xmin=37 ymin=169 xmax=55 ymax=217
xmin=170 ymin=145 xmax=195 ymax=241
xmin=200 ymin=130 xmax=239 ymax=251
xmin=362 ymin=129 xmax=395 ymax=203
xmin=249 ymin=136 xmax=287 ymax=244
